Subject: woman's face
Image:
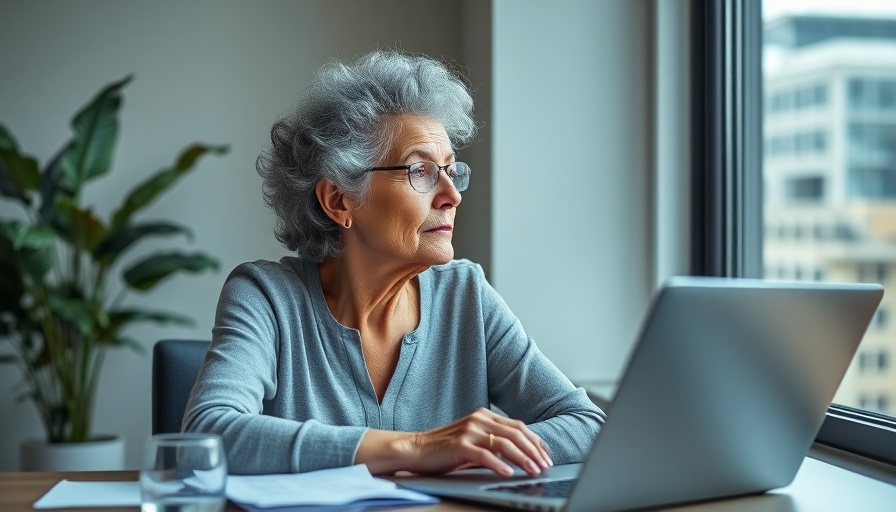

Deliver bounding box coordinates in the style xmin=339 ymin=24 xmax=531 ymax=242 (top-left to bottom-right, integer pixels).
xmin=347 ymin=115 xmax=462 ymax=269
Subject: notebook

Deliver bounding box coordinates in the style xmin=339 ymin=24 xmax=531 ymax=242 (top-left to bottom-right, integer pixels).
xmin=398 ymin=277 xmax=883 ymax=512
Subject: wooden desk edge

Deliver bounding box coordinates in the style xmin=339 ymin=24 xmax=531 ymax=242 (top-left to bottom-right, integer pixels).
xmin=0 ymin=469 xmax=479 ymax=512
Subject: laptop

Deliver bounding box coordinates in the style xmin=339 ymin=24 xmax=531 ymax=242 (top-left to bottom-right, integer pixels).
xmin=398 ymin=277 xmax=884 ymax=511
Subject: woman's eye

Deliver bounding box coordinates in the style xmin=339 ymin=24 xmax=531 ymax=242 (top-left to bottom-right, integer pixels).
xmin=410 ymin=166 xmax=427 ymax=179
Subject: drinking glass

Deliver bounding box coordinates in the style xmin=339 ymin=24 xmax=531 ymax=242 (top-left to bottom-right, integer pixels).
xmin=140 ymin=433 xmax=227 ymax=512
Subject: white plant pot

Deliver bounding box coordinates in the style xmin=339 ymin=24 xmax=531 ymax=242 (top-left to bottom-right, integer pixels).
xmin=20 ymin=435 xmax=125 ymax=471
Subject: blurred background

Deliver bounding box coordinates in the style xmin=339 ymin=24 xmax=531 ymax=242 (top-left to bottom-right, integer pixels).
xmin=0 ymin=0 xmax=661 ymax=469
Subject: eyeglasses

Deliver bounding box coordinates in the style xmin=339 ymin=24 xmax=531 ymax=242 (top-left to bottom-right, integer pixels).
xmin=365 ymin=161 xmax=471 ymax=193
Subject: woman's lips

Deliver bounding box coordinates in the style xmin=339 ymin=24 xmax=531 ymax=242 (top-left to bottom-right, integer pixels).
xmin=425 ymin=225 xmax=453 ymax=233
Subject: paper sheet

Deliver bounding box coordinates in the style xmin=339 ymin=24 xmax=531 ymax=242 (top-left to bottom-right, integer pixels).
xmin=33 ymin=465 xmax=436 ymax=510
xmin=226 ymin=464 xmax=437 ymax=508
xmin=33 ymin=480 xmax=141 ymax=509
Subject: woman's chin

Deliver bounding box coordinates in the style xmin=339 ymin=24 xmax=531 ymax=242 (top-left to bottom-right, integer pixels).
xmin=421 ymin=246 xmax=454 ymax=266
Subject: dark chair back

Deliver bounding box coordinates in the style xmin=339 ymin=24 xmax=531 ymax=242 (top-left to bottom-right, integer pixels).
xmin=152 ymin=339 xmax=211 ymax=434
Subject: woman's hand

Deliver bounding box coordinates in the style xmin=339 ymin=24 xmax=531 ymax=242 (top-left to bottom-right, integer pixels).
xmin=406 ymin=408 xmax=553 ymax=476
xmin=356 ymin=408 xmax=553 ymax=476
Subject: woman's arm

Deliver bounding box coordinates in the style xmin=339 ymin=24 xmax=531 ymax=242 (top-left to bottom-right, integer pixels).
xmin=182 ymin=264 xmax=367 ymax=474
xmin=479 ymin=270 xmax=607 ymax=464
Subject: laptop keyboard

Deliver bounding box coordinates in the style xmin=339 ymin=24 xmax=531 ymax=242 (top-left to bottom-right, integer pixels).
xmin=486 ymin=478 xmax=576 ymax=498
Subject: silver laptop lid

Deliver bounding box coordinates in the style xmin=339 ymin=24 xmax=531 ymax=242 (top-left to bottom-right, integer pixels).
xmin=566 ymin=277 xmax=883 ymax=512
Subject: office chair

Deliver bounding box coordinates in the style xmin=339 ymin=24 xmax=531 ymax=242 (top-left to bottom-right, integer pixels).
xmin=151 ymin=339 xmax=211 ymax=434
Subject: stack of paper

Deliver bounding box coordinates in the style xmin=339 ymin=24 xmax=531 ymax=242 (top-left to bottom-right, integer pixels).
xmin=34 ymin=481 xmax=141 ymax=509
xmin=226 ymin=464 xmax=438 ymax=511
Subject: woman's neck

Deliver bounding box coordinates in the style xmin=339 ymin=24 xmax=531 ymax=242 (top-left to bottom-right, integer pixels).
xmin=317 ymin=254 xmax=423 ymax=334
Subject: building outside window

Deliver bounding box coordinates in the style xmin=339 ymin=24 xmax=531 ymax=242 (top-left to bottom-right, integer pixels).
xmin=763 ymin=2 xmax=896 ymax=416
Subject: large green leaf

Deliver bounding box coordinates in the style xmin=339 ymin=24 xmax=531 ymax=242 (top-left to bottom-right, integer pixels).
xmin=39 ymin=142 xmax=76 ymax=230
xmin=24 ymin=249 xmax=53 ymax=282
xmin=0 ymin=222 xmax=54 ymax=283
xmin=93 ymin=222 xmax=192 ymax=266
xmin=0 ymin=157 xmax=28 ymax=204
xmin=110 ymin=143 xmax=228 ymax=228
xmin=109 ymin=309 xmax=194 ymax=328
xmin=0 ymin=124 xmax=40 ymax=204
xmin=60 ymin=75 xmax=132 ymax=192
xmin=46 ymin=291 xmax=94 ymax=337
xmin=0 ymin=123 xmax=15 ymax=148
xmin=1 ymin=221 xmax=55 ymax=250
xmin=54 ymin=195 xmax=107 ymax=251
xmin=123 ymin=251 xmax=219 ymax=291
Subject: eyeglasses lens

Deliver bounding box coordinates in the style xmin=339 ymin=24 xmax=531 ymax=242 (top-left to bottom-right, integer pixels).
xmin=407 ymin=162 xmax=432 ymax=192
xmin=407 ymin=162 xmax=470 ymax=193
xmin=449 ymin=163 xmax=470 ymax=192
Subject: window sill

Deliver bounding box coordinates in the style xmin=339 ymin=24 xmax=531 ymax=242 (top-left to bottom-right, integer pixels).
xmin=808 ymin=443 xmax=896 ymax=487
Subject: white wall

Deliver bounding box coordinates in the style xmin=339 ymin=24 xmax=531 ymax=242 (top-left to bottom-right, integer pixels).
xmin=653 ymin=0 xmax=692 ymax=287
xmin=492 ymin=0 xmax=654 ymax=382
xmin=0 ymin=0 xmax=475 ymax=470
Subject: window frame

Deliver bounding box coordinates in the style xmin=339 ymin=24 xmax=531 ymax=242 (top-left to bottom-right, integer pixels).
xmin=691 ymin=0 xmax=896 ymax=467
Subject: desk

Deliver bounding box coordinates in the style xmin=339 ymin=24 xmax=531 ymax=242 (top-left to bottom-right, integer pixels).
xmin=0 ymin=470 xmax=482 ymax=512
xmin=2 ymin=452 xmax=895 ymax=512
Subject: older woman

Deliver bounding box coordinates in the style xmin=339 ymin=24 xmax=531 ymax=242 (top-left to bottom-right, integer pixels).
xmin=183 ymin=50 xmax=605 ymax=476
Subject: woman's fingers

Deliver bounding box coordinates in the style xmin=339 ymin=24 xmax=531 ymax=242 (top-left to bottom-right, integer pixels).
xmin=487 ymin=420 xmax=551 ymax=472
xmin=465 ymin=440 xmax=515 ymax=476
xmin=487 ymin=433 xmax=545 ymax=476
xmin=485 ymin=412 xmax=552 ymax=468
xmin=497 ymin=416 xmax=550 ymax=461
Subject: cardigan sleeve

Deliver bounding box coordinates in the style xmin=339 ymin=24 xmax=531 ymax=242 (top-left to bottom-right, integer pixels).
xmin=181 ymin=263 xmax=368 ymax=474
xmin=478 ymin=266 xmax=607 ymax=464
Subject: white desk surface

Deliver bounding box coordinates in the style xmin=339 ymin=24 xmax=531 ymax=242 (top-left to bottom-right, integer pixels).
xmin=658 ymin=452 xmax=896 ymax=511
xmin=578 ymin=381 xmax=896 ymax=511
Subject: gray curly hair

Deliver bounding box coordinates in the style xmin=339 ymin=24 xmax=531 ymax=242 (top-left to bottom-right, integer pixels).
xmin=256 ymin=50 xmax=478 ymax=262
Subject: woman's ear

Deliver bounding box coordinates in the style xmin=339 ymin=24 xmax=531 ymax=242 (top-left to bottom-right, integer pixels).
xmin=316 ymin=179 xmax=352 ymax=228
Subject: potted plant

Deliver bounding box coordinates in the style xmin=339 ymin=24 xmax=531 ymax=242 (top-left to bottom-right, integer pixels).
xmin=0 ymin=76 xmax=227 ymax=470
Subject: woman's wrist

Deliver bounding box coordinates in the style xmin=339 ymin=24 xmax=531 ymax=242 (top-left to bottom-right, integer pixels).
xmin=355 ymin=429 xmax=419 ymax=475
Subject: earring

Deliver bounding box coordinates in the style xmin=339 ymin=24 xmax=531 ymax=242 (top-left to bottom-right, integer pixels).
xmin=344 ymin=218 xmax=352 ymax=229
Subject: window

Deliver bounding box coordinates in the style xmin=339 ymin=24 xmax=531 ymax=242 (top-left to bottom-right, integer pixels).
xmin=876 ymin=308 xmax=888 ymax=329
xmin=849 ymin=79 xmax=896 ymax=110
xmin=763 ymin=5 xmax=896 ymax=445
xmin=859 ymin=352 xmax=871 ymax=372
xmin=766 ymin=131 xmax=827 ymax=159
xmin=859 ymin=349 xmax=891 ymax=371
xmin=785 ymin=176 xmax=825 ymax=200
xmin=834 ymin=222 xmax=857 ymax=240
xmin=694 ymin=0 xmax=896 ymax=466
xmin=859 ymin=263 xmax=889 ymax=284
xmin=814 ymin=83 xmax=829 ymax=106
xmin=860 ymin=395 xmax=872 ymax=410
xmin=766 ymin=82 xmax=829 ymax=116
xmin=847 ymin=124 xmax=896 ymax=198
xmin=763 ymin=0 xmax=896 ymax=448
xmin=878 ymin=395 xmax=890 ymax=413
